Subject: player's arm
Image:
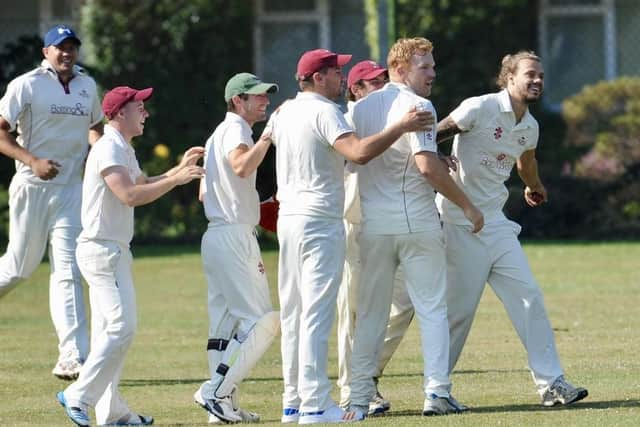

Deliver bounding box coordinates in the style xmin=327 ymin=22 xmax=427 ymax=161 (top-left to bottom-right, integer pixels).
xmin=415 ymin=151 xmax=484 ymax=233
xmin=436 ymin=115 xmax=462 ymax=144
xmin=88 ymin=122 xmax=104 ymax=145
xmin=104 ymin=163 xmax=203 ymax=207
xmin=227 ymin=132 xmax=272 ymax=178
xmin=334 ymin=107 xmax=432 ymax=165
xmin=0 ymin=116 xmax=60 ymax=180
xmin=144 ymin=146 xmax=205 ymax=183
xmin=517 ymin=149 xmax=547 ymax=207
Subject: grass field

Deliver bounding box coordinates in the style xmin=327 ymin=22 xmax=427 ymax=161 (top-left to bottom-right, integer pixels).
xmin=1 ymin=241 xmax=639 ymax=426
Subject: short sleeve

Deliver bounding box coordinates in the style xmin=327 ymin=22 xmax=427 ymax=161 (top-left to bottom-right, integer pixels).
xmin=449 ymin=96 xmax=483 ymax=132
xmin=0 ymin=77 xmax=31 ymax=131
xmin=88 ymin=79 xmax=104 ymax=126
xmin=221 ymin=122 xmax=253 ymax=156
xmin=408 ymin=100 xmax=438 ymax=154
xmin=95 ymin=140 xmax=129 ymax=174
xmin=318 ymin=105 xmax=353 ymax=146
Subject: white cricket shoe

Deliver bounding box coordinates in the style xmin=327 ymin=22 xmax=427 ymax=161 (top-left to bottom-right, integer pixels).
xmin=541 ymin=376 xmax=588 ymax=407
xmin=194 ymin=387 xmax=242 ymax=423
xmin=298 ymin=404 xmax=364 ymax=424
xmin=281 ymin=407 xmax=299 ymax=423
xmin=52 ymin=358 xmax=83 ymax=380
xmin=368 ymin=389 xmax=391 ymax=415
xmin=422 ymin=394 xmax=467 ymax=416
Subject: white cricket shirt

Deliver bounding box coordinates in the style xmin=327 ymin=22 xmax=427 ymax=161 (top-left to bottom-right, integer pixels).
xmin=351 ymin=81 xmax=440 ymax=234
xmin=343 ymin=101 xmax=361 ymax=224
xmin=202 ymin=112 xmax=260 ymax=227
xmin=0 ymin=60 xmax=103 ymax=185
xmin=270 ymin=91 xmax=353 ymax=219
xmin=78 ymin=124 xmax=142 ymax=246
xmin=437 ymin=89 xmax=539 ymax=225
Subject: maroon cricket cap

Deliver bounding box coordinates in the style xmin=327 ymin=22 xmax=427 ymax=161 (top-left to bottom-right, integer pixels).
xmin=347 ymin=60 xmax=387 ymax=89
xmin=296 ymin=49 xmax=352 ymax=80
xmin=102 ymin=86 xmax=154 ymax=119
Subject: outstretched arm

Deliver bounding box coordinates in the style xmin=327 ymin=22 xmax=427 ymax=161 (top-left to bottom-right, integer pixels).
xmin=436 ymin=115 xmax=462 ymax=144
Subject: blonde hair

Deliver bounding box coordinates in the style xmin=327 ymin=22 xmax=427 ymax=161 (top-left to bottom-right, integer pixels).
xmin=387 ymin=37 xmax=433 ymax=70
xmin=496 ymin=51 xmax=541 ymax=89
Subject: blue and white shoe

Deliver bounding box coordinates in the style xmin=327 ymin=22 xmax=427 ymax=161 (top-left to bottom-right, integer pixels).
xmin=57 ymin=391 xmax=90 ymax=427
xmin=281 ymin=407 xmax=299 ymax=423
xmin=422 ymin=393 xmax=467 ymax=416
xmin=299 ymin=404 xmax=364 ymax=424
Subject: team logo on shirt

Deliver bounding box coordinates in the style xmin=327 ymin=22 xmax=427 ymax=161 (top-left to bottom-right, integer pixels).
xmin=493 ymin=127 xmax=503 ymax=140
xmin=50 ymin=102 xmax=88 ymax=116
xmin=480 ymin=153 xmax=513 ymax=172
xmin=258 ymin=261 xmax=265 ymax=275
xmin=78 ymin=89 xmax=90 ymax=99
xmin=496 ymin=153 xmax=506 ymax=161
xmin=518 ymin=136 xmax=527 ymax=146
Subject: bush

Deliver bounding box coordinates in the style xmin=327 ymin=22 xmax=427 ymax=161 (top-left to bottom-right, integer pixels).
xmin=562 ymin=77 xmax=640 ymax=181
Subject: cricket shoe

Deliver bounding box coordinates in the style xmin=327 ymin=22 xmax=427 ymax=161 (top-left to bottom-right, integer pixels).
xmin=422 ymin=394 xmax=468 ymax=416
xmin=194 ymin=387 xmax=242 ymax=423
xmin=208 ymin=408 xmax=259 ymax=424
xmin=298 ymin=404 xmax=364 ymax=424
xmin=368 ymin=390 xmax=391 ymax=416
xmin=52 ymin=358 xmax=83 ymax=380
xmin=541 ymin=376 xmax=588 ymax=407
xmin=99 ymin=412 xmax=154 ymax=425
xmin=57 ymin=391 xmax=90 ymax=427
xmin=281 ymin=407 xmax=299 ymax=423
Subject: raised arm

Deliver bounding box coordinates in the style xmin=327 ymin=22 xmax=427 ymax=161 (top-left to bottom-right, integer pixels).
xmin=334 ymin=107 xmax=432 ymax=165
xmin=436 ymin=115 xmax=462 ymax=144
xmin=517 ymin=149 xmax=547 ymax=207
xmin=227 ymin=132 xmax=272 ymax=178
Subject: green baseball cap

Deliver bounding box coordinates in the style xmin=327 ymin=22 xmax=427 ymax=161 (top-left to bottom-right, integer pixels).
xmin=224 ymin=73 xmax=278 ymax=102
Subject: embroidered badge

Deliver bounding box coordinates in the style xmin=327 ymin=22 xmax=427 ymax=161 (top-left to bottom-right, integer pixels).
xmin=497 ymin=153 xmax=506 ymax=161
xmin=258 ymin=261 xmax=265 ymax=274
xmin=79 ymin=89 xmax=90 ymax=99
xmin=518 ymin=136 xmax=527 ymax=146
xmin=493 ymin=127 xmax=503 ymax=140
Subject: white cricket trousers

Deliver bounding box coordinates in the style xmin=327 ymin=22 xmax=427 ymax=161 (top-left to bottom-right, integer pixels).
xmin=336 ymin=221 xmax=414 ymax=406
xmin=0 ymin=177 xmax=88 ymax=362
xmin=350 ymin=230 xmax=451 ymax=407
xmin=201 ymin=224 xmax=273 ymax=388
xmin=443 ymin=221 xmax=564 ymax=393
xmin=278 ymin=215 xmax=345 ymax=413
xmin=65 ymin=239 xmax=138 ymax=425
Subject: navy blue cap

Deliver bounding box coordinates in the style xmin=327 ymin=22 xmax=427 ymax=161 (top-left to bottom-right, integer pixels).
xmin=44 ymin=25 xmax=81 ymax=47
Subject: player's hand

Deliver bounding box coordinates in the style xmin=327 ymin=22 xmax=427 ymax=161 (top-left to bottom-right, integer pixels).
xmin=173 ymin=165 xmax=204 ymax=185
xmin=463 ymin=204 xmax=484 ymax=233
xmin=259 ymin=130 xmax=272 ymax=145
xmin=30 ymin=158 xmax=61 ymax=180
xmin=400 ymin=106 xmax=434 ymax=132
xmin=524 ymin=185 xmax=547 ymax=207
xmin=178 ymin=146 xmax=205 ymax=168
xmin=438 ymin=152 xmax=458 ymax=172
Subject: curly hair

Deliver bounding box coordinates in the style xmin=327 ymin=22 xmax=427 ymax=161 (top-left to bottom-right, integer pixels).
xmin=496 ymin=51 xmax=541 ymax=89
xmin=387 ymin=37 xmax=433 ymax=70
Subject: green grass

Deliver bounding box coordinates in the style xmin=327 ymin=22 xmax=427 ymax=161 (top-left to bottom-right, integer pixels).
xmin=1 ymin=241 xmax=639 ymax=426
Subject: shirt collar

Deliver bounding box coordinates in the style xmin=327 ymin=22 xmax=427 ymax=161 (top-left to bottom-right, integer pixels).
xmin=225 ymin=111 xmax=253 ymax=136
xmin=385 ymin=81 xmax=416 ymax=95
xmin=104 ymin=124 xmax=131 ymax=149
xmin=498 ymin=89 xmax=535 ymax=128
xmin=40 ymin=59 xmax=82 ymax=78
xmin=296 ymin=90 xmax=341 ymax=107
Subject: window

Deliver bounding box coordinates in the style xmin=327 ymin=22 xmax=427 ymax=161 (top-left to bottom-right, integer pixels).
xmin=539 ymin=0 xmax=640 ymax=109
xmin=254 ymin=0 xmax=330 ymax=107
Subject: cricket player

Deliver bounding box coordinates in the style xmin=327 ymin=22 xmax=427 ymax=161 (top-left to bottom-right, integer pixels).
xmin=348 ymin=37 xmax=483 ymax=418
xmin=337 ymin=60 xmax=416 ymax=414
xmin=57 ymin=86 xmax=204 ymax=427
xmin=192 ymin=73 xmax=280 ymax=424
xmin=270 ymin=48 xmax=432 ymax=424
xmin=0 ymin=24 xmax=103 ymax=380
xmin=436 ymin=50 xmax=588 ymax=407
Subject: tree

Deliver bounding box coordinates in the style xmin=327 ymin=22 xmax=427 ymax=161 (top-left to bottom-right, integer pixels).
xmin=81 ymin=0 xmax=254 ymax=241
